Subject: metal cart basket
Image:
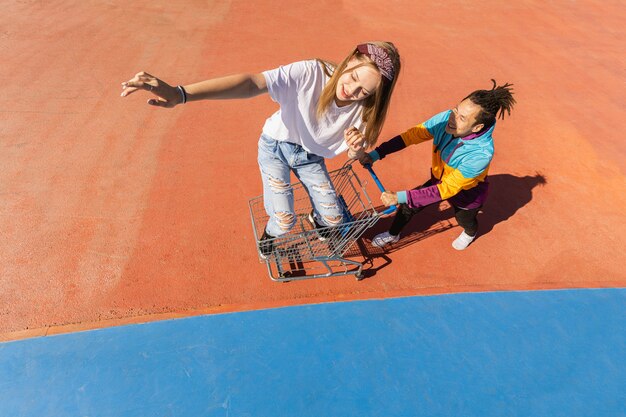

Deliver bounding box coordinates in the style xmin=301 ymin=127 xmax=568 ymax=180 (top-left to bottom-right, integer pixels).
xmin=249 ymin=161 xmax=395 ymax=282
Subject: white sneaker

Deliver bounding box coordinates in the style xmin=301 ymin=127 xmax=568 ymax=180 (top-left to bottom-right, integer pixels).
xmin=452 ymin=231 xmax=476 ymax=250
xmin=371 ymin=231 xmax=400 ymax=247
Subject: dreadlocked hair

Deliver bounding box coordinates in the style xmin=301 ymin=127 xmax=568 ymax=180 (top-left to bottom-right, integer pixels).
xmin=464 ymin=79 xmax=516 ymax=129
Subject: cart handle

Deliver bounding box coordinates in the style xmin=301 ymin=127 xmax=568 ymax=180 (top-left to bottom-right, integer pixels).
xmin=363 ymin=164 xmax=397 ymax=215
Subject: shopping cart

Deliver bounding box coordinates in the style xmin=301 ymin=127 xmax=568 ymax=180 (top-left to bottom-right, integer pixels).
xmin=249 ymin=161 xmax=395 ymax=282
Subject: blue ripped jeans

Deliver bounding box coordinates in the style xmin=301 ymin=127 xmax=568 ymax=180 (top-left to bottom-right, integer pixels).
xmin=257 ymin=134 xmax=343 ymax=237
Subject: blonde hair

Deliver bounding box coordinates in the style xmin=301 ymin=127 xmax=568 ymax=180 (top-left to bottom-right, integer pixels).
xmin=316 ymin=41 xmax=401 ymax=148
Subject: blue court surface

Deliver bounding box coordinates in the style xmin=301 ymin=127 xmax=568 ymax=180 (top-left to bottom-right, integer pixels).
xmin=1 ymin=289 xmax=624 ymax=417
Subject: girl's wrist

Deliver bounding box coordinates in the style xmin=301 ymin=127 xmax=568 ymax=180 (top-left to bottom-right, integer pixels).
xmin=176 ymin=85 xmax=188 ymax=105
xmin=348 ymin=147 xmax=365 ymax=159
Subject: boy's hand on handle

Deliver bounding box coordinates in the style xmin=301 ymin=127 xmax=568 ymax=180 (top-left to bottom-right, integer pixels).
xmin=121 ymin=72 xmax=181 ymax=108
xmin=381 ymin=191 xmax=398 ymax=207
xmin=358 ymin=152 xmax=374 ymax=166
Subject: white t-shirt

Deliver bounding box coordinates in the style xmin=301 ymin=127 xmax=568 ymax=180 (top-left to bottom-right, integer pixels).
xmin=262 ymin=60 xmax=365 ymax=159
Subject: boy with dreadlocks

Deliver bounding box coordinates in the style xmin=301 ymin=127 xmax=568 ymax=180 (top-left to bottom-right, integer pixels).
xmin=355 ymin=80 xmax=516 ymax=250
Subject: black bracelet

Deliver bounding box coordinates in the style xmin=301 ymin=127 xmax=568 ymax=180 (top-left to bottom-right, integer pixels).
xmin=177 ymin=85 xmax=187 ymax=104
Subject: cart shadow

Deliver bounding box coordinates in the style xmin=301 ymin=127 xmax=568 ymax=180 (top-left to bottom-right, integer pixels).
xmin=344 ymin=204 xmax=454 ymax=279
xmin=347 ymin=172 xmax=547 ymax=279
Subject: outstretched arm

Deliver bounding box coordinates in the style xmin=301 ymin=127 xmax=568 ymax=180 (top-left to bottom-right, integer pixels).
xmin=368 ymin=123 xmax=434 ymax=163
xmin=380 ymin=155 xmax=491 ymax=208
xmin=120 ymin=71 xmax=267 ymax=108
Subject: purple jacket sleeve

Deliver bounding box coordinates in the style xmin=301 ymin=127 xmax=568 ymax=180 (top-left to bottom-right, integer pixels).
xmin=403 ymin=185 xmax=442 ymax=209
xmin=374 ymin=135 xmax=406 ymax=160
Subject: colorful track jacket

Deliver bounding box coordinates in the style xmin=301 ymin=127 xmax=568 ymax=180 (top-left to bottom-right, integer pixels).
xmin=370 ymin=110 xmax=495 ymax=209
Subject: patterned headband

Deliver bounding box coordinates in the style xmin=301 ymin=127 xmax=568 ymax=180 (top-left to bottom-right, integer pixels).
xmin=356 ymin=43 xmax=395 ymax=82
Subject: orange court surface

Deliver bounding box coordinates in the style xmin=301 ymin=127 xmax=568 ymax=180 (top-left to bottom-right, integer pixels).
xmin=1 ymin=0 xmax=625 ymax=341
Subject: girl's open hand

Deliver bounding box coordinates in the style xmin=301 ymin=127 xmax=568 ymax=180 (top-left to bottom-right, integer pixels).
xmin=120 ymin=72 xmax=181 ymax=108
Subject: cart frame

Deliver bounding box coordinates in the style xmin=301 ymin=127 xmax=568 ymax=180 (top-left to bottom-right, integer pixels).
xmin=249 ymin=161 xmax=394 ymax=282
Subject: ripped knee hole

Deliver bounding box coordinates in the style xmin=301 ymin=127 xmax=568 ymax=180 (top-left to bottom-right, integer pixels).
xmin=267 ymin=175 xmax=291 ymax=192
xmin=322 ymin=215 xmax=343 ymax=225
xmin=275 ymin=212 xmax=296 ymax=230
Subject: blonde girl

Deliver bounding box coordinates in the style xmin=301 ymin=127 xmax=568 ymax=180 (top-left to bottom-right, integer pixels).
xmin=121 ymin=42 xmax=401 ymax=257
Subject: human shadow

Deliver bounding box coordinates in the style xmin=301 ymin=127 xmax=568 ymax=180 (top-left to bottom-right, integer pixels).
xmin=346 ymin=172 xmax=547 ymax=279
xmin=478 ymin=173 xmax=547 ymax=235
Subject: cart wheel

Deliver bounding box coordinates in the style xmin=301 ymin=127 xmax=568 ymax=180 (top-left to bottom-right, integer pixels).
xmin=280 ymin=271 xmax=292 ymax=283
xmin=355 ymin=271 xmax=364 ymax=281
